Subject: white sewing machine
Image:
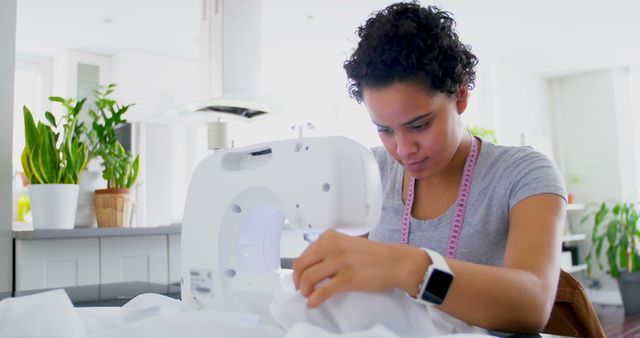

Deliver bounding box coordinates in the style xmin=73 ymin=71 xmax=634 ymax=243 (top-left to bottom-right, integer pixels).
xmin=181 ymin=136 xmax=382 ymax=317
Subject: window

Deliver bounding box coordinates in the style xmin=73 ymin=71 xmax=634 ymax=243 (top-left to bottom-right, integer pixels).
xmin=12 ymin=55 xmax=52 ymax=172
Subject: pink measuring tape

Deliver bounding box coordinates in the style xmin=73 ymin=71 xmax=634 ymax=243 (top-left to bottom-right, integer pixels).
xmin=400 ymin=137 xmax=479 ymax=259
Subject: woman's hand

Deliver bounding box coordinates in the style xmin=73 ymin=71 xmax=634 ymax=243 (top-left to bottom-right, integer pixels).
xmin=292 ymin=229 xmax=429 ymax=308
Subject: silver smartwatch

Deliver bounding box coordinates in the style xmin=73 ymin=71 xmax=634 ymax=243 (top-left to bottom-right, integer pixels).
xmin=414 ymin=248 xmax=454 ymax=305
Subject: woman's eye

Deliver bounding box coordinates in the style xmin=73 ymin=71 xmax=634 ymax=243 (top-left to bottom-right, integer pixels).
xmin=411 ymin=121 xmax=430 ymax=131
xmin=377 ymin=128 xmax=393 ymax=135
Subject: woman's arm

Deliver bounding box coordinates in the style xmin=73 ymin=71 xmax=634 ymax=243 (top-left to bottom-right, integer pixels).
xmin=293 ymin=193 xmax=565 ymax=333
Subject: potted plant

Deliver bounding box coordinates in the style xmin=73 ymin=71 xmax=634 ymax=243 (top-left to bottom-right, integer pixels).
xmin=89 ymin=84 xmax=140 ymax=227
xmin=21 ymin=98 xmax=89 ymax=229
xmin=566 ymin=174 xmax=583 ymax=205
xmin=582 ymin=201 xmax=640 ymax=314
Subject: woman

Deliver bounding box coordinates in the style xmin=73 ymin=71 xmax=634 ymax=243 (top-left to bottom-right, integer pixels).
xmin=293 ymin=2 xmax=567 ymax=333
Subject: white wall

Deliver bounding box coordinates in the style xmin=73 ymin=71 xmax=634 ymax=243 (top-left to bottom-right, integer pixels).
xmin=473 ymin=60 xmax=555 ymax=153
xmin=1 ymin=0 xmax=17 ymax=292
xmin=51 ymin=50 xmax=111 ymax=101
xmin=112 ymin=49 xmax=202 ymax=227
xmin=550 ymin=68 xmax=638 ymax=290
xmin=551 ymin=69 xmax=636 ymax=204
xmin=629 ymin=67 xmax=640 ymax=201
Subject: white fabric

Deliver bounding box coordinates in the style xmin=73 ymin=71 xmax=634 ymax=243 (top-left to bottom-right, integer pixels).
xmin=0 ymin=288 xmax=496 ymax=338
xmin=90 ymin=308 xmax=284 ymax=338
xmin=284 ymin=322 xmax=401 ymax=338
xmin=270 ymin=288 xmax=439 ymax=338
xmin=0 ymin=289 xmax=87 ymax=338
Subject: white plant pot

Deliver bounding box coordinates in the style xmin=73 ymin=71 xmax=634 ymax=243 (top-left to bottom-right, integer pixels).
xmin=75 ymin=171 xmax=101 ymax=228
xmin=28 ymin=184 xmax=79 ymax=229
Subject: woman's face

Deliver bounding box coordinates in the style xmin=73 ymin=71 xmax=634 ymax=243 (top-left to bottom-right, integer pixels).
xmin=363 ymin=81 xmax=468 ymax=179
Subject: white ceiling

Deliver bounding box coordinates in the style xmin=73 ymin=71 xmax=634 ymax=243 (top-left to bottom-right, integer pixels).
xmin=15 ymin=0 xmax=640 ymax=77
xmin=16 ymin=0 xmax=201 ymax=59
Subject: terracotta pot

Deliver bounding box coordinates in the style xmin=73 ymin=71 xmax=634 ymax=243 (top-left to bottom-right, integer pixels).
xmin=94 ymin=188 xmax=130 ymax=227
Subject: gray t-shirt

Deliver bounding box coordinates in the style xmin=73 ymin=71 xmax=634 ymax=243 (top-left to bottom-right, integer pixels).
xmin=368 ymin=138 xmax=567 ymax=266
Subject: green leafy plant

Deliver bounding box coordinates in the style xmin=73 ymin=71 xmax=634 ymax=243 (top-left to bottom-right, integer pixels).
xmin=89 ymin=83 xmax=139 ymax=189
xmin=582 ymin=202 xmax=640 ymax=277
xmin=467 ymin=125 xmax=498 ymax=143
xmin=21 ymin=98 xmax=89 ymax=184
xmin=50 ymin=96 xmax=100 ymax=163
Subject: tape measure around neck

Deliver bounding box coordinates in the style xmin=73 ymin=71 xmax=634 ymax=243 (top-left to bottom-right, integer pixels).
xmin=400 ymin=136 xmax=479 ymax=259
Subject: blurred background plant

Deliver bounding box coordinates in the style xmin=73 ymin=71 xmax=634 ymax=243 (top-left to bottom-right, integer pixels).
xmin=582 ymin=201 xmax=640 ymax=277
xmin=467 ymin=124 xmax=498 ymax=143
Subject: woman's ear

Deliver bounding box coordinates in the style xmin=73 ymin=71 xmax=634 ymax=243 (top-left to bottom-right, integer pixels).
xmin=455 ymin=86 xmax=469 ymax=114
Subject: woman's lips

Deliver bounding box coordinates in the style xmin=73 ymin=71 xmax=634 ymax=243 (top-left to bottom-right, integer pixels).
xmin=404 ymin=159 xmax=426 ymax=171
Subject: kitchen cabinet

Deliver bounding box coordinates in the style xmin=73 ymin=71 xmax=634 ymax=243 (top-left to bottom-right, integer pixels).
xmin=14 ymin=238 xmax=100 ymax=291
xmin=100 ymin=235 xmax=168 ymax=285
xmin=13 ymin=225 xmax=180 ymax=291
xmin=168 ymin=234 xmax=181 ymax=284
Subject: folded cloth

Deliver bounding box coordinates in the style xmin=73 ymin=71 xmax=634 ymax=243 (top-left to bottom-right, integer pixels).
xmin=0 ymin=289 xmax=87 ymax=338
xmin=270 ymin=288 xmax=439 ymax=338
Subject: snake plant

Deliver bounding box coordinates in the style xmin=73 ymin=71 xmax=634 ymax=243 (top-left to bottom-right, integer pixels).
xmin=89 ymin=83 xmax=139 ymax=189
xmin=21 ymin=99 xmax=89 ymax=185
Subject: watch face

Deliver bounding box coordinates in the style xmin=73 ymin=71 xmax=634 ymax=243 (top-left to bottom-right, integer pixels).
xmin=421 ymin=269 xmax=453 ymax=304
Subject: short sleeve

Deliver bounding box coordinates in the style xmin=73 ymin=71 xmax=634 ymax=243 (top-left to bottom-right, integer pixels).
xmin=507 ymin=148 xmax=567 ymax=210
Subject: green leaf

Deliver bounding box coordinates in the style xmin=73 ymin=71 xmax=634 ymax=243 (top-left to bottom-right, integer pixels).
xmin=619 ymin=240 xmax=628 ymax=271
xmin=595 ymin=236 xmax=604 ymax=261
xmin=613 ymin=204 xmax=621 ymax=216
xmin=23 ymin=106 xmax=39 ymax=152
xmin=606 ymin=220 xmax=618 ymax=244
xmin=73 ymin=98 xmax=86 ymax=115
xmin=608 ymin=249 xmax=620 ymax=277
xmin=28 ymin=144 xmax=44 ymax=184
xmin=45 ymin=112 xmax=57 ymax=128
xmin=580 ymin=213 xmax=592 ymax=225
xmin=48 ymin=96 xmax=65 ymax=103
xmin=592 ymin=203 xmax=609 ymax=242
xmin=20 ymin=148 xmax=33 ymax=183
xmin=36 ymin=124 xmax=57 ymax=183
xmin=126 ymin=155 xmax=140 ymax=188
xmin=595 ymin=203 xmax=608 ymax=226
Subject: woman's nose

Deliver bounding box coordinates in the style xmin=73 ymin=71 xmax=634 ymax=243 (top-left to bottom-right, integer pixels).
xmin=395 ymin=132 xmax=417 ymax=158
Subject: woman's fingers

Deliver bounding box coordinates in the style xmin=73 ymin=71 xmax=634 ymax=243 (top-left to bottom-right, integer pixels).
xmin=307 ymin=275 xmax=350 ymax=308
xmin=293 ymin=230 xmax=340 ymax=289
xmin=297 ymin=258 xmax=337 ymax=297
xmin=292 ymin=230 xmax=402 ymax=307
xmin=293 ymin=239 xmax=323 ymax=289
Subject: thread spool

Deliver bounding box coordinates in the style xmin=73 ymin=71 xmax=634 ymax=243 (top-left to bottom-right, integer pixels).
xmin=207 ymin=120 xmax=230 ymax=150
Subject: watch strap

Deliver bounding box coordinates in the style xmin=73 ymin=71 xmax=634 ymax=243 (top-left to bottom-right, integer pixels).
xmin=421 ymin=248 xmax=451 ymax=274
xmin=414 ymin=248 xmax=454 ymax=304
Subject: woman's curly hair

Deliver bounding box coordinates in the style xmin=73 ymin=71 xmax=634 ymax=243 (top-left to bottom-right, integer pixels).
xmin=344 ymin=2 xmax=478 ymax=103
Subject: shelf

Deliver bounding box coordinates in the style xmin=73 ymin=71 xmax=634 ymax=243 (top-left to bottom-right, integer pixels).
xmin=567 ymin=203 xmax=585 ymax=211
xmin=563 ymin=264 xmax=587 ymax=273
xmin=562 ymin=233 xmax=586 ymax=243
xmin=586 ymin=288 xmax=623 ymax=305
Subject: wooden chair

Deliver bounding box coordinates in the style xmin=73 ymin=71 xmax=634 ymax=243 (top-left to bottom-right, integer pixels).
xmin=542 ymin=269 xmax=606 ymax=338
